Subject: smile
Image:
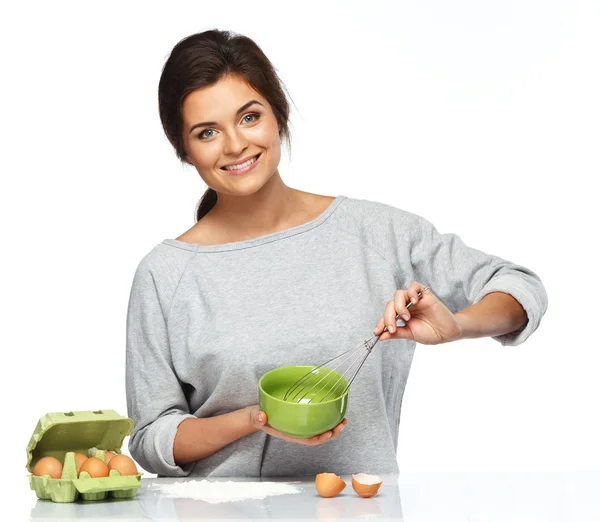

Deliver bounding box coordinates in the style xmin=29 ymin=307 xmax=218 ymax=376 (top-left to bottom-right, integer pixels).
xmin=221 ymin=153 xmax=262 ymax=174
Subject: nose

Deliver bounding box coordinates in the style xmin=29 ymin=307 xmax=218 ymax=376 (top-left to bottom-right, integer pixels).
xmin=223 ymin=128 xmax=249 ymax=156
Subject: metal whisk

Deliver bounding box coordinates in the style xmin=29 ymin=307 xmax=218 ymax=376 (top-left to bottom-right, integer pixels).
xmin=283 ymin=287 xmax=428 ymax=404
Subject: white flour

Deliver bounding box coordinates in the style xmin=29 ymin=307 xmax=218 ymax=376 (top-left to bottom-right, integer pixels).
xmin=148 ymin=479 xmax=303 ymax=504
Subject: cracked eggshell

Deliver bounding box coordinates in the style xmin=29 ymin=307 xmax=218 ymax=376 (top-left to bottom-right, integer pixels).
xmin=351 ymin=473 xmax=383 ymax=498
xmin=315 ymin=472 xmax=347 ymax=498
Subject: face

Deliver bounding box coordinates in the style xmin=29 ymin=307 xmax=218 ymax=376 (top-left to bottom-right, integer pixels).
xmin=181 ymin=74 xmax=282 ymax=197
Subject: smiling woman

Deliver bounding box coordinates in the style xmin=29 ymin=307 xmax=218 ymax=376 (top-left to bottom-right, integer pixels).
xmin=157 ymin=30 xmax=292 ymax=224
xmin=181 ymin=77 xmax=280 ymax=192
xmin=125 ymin=28 xmax=548 ymax=480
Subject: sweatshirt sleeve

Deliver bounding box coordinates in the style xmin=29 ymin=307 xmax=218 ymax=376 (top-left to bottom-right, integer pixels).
xmin=396 ymin=210 xmax=548 ymax=346
xmin=125 ymin=257 xmax=197 ymax=476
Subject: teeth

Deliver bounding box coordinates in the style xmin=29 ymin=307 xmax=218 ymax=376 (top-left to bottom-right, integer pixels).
xmin=223 ymin=155 xmax=259 ymax=171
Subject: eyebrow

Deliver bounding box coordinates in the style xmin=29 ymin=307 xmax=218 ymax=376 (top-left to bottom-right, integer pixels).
xmin=188 ymin=100 xmax=264 ymax=134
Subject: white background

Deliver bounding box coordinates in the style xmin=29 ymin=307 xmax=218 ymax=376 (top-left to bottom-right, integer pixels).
xmin=1 ymin=0 xmax=598 ymax=499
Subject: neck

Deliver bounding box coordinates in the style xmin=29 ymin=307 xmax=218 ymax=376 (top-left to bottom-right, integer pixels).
xmin=210 ymin=171 xmax=302 ymax=234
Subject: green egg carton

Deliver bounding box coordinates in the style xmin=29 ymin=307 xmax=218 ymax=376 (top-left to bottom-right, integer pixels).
xmin=26 ymin=409 xmax=143 ymax=503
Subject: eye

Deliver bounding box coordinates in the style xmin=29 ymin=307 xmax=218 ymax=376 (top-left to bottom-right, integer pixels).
xmin=198 ymin=128 xmax=215 ymax=140
xmin=242 ymin=113 xmax=260 ymax=124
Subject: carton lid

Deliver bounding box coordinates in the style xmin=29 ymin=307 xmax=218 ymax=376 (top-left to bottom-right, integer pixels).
xmin=26 ymin=410 xmax=134 ymax=472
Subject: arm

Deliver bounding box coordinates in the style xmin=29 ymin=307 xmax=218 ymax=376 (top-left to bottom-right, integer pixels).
xmin=173 ymin=407 xmax=259 ymax=466
xmin=126 ymin=259 xmax=198 ymax=476
xmin=174 ymin=405 xmax=347 ymax=464
xmin=126 ymin=261 xmax=260 ymax=471
xmin=455 ymin=291 xmax=528 ymax=340
xmin=374 ymin=209 xmax=547 ymax=346
xmin=410 ymin=216 xmax=547 ymax=345
xmin=375 ymin=284 xmax=531 ymax=344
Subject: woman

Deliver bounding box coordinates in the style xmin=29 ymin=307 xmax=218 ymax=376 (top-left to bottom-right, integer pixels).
xmin=125 ymin=29 xmax=548 ymax=477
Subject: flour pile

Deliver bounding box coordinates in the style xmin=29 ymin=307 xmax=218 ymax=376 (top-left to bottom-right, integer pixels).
xmin=148 ymin=480 xmax=302 ymax=504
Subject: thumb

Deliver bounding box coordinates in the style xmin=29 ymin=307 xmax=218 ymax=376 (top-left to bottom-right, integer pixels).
xmin=384 ymin=323 xmax=415 ymax=341
xmin=253 ymin=409 xmax=267 ymax=426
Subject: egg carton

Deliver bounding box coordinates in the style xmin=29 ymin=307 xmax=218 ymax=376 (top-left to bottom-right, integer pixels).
xmin=26 ymin=410 xmax=143 ymax=503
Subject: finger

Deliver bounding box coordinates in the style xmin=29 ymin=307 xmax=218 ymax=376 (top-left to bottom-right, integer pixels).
xmin=385 ymin=321 xmax=415 ymax=341
xmin=256 ymin=410 xmax=267 ymax=426
xmin=293 ymin=434 xmax=322 ymax=446
xmin=393 ymin=290 xmax=411 ymax=323
xmin=407 ymin=281 xmax=427 ymax=305
xmin=384 ymin=299 xmax=399 ymax=335
xmin=249 ymin=406 xmax=267 ymax=429
xmin=331 ymin=419 xmax=347 ymax=439
xmin=317 ymin=430 xmax=334 ymax=444
xmin=261 ymin=425 xmax=316 ymax=446
xmin=373 ymin=315 xmax=386 ymax=335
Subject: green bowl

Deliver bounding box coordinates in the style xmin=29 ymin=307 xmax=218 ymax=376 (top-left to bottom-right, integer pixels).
xmin=258 ymin=365 xmax=349 ymax=438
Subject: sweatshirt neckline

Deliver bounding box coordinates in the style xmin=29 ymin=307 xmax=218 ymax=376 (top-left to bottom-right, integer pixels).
xmin=162 ymin=195 xmax=347 ymax=253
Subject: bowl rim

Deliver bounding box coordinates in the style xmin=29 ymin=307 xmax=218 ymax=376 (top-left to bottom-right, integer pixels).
xmin=258 ymin=365 xmax=349 ymax=406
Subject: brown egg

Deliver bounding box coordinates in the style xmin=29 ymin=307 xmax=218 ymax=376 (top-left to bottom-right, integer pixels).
xmin=74 ymin=452 xmax=88 ymax=471
xmin=32 ymin=456 xmax=63 ymax=479
xmin=108 ymin=454 xmax=138 ymax=476
xmin=315 ymin=472 xmax=346 ymax=498
xmin=79 ymin=456 xmax=109 ymax=478
xmin=104 ymin=451 xmax=116 ymax=463
xmin=351 ymin=473 xmax=383 ymax=498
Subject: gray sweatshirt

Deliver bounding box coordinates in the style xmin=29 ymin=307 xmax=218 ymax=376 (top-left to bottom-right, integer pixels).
xmin=125 ymin=196 xmax=547 ymax=477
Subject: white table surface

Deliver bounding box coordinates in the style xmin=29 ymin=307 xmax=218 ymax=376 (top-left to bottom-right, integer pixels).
xmin=23 ymin=472 xmax=600 ymax=521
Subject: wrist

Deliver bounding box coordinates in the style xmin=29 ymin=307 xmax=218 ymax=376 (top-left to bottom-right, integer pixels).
xmin=454 ymin=311 xmax=475 ymax=340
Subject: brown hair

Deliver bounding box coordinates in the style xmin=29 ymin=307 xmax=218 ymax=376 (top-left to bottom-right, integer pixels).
xmin=158 ymin=29 xmax=293 ymax=221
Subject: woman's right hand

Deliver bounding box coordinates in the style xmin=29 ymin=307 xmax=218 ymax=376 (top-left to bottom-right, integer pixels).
xmin=246 ymin=405 xmax=347 ymax=446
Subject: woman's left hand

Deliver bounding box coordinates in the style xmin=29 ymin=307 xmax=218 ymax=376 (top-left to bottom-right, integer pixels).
xmin=373 ymin=282 xmax=463 ymax=345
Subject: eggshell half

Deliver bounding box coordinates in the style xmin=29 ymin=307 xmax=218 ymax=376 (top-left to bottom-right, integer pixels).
xmin=315 ymin=472 xmax=346 ymax=498
xmin=352 ymin=473 xmax=383 ymax=498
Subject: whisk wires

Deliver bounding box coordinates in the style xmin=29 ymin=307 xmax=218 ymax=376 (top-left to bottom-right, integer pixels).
xmin=284 ymin=335 xmax=380 ymax=404
xmin=283 ymin=286 xmax=429 ymax=404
